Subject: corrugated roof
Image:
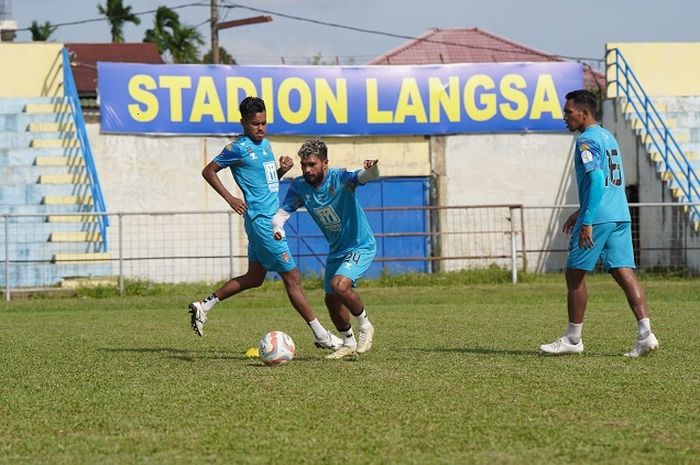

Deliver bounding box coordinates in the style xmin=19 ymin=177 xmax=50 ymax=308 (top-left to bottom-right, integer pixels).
xmin=368 ymin=28 xmax=604 ymax=90
xmin=65 ymin=43 xmax=164 ymax=95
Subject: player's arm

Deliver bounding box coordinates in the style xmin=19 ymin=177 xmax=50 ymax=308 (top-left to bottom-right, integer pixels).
xmin=201 ymin=161 xmax=247 ymax=215
xmin=578 ymin=169 xmax=605 ymax=249
xmin=357 ymin=159 xmax=380 ymax=184
xmin=562 ymin=209 xmax=580 ymax=235
xmin=272 ymin=182 xmax=302 ymax=240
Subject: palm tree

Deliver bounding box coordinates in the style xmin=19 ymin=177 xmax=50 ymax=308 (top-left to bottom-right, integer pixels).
xmin=30 ymin=20 xmax=57 ymax=41
xmin=143 ymin=6 xmax=204 ymax=64
xmin=143 ymin=6 xmax=179 ymax=54
xmin=98 ymin=0 xmax=141 ymax=43
xmin=169 ymin=24 xmax=204 ymax=64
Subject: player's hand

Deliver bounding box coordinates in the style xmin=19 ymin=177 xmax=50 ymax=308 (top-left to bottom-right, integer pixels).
xmin=562 ymin=212 xmax=578 ymax=235
xmin=363 ymin=159 xmax=379 ymax=169
xmin=228 ymin=197 xmax=247 ymax=215
xmin=279 ymin=156 xmax=294 ymax=174
xmin=273 ymin=231 xmax=283 ymax=241
xmin=578 ymin=225 xmax=594 ymax=249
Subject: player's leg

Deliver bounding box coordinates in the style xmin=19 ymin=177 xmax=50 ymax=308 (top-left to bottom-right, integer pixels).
xmin=328 ymin=249 xmax=375 ymax=354
xmin=323 ymin=292 xmax=357 ymax=359
xmin=604 ymin=222 xmax=658 ymax=357
xmin=541 ymin=223 xmax=608 ymax=354
xmin=188 ymin=260 xmax=267 ymax=337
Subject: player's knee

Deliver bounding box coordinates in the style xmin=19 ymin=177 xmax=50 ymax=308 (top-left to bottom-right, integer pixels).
xmin=330 ymin=276 xmax=351 ymax=295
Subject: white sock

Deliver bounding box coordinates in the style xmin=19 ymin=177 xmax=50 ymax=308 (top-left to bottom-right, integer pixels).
xmin=565 ymin=322 xmax=583 ymax=344
xmin=307 ymin=318 xmax=327 ymax=340
xmin=201 ymin=293 xmax=219 ymax=311
xmin=342 ymin=327 xmax=357 ymax=347
xmin=356 ymin=309 xmax=371 ymax=328
xmin=637 ymin=318 xmax=651 ymax=340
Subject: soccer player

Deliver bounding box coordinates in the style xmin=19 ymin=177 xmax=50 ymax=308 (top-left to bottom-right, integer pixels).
xmin=540 ymin=89 xmax=659 ymax=357
xmin=272 ymin=139 xmax=378 ymax=360
xmin=188 ymin=97 xmax=342 ymax=351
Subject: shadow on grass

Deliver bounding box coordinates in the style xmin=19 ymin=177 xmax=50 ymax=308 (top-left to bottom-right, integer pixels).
xmin=410 ymin=346 xmax=540 ymax=356
xmin=98 ymin=346 xmax=248 ymax=362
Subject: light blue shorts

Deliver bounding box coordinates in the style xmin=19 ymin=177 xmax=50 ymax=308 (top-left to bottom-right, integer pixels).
xmin=245 ymin=216 xmax=296 ymax=273
xmin=567 ymin=221 xmax=636 ymax=272
xmin=324 ymin=247 xmax=376 ymax=294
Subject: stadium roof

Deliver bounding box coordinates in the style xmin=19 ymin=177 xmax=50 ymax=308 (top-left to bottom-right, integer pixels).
xmin=65 ymin=43 xmax=164 ymax=96
xmin=368 ymin=28 xmax=604 ymax=90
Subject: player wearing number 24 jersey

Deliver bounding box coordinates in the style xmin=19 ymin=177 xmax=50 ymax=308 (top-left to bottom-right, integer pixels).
xmin=272 ymin=139 xmax=379 ymax=359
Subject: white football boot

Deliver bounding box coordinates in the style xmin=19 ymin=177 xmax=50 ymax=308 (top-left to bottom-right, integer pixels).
xmin=314 ymin=330 xmax=343 ymax=350
xmin=540 ymin=336 xmax=583 ymax=355
xmin=188 ymin=301 xmax=208 ymax=337
xmin=356 ymin=322 xmax=375 ymax=354
xmin=624 ymin=332 xmax=659 ymax=358
xmin=326 ymin=344 xmax=358 ymax=359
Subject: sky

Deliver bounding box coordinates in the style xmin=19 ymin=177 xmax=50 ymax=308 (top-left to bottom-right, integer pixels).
xmin=6 ymin=0 xmax=700 ymax=68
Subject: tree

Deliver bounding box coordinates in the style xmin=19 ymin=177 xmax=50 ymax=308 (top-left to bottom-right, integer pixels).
xmin=98 ymin=0 xmax=141 ymax=43
xmin=142 ymin=6 xmax=204 ymax=64
xmin=169 ymin=24 xmax=204 ymax=64
xmin=30 ymin=20 xmax=57 ymax=41
xmin=202 ymin=46 xmax=237 ymax=65
xmin=143 ymin=6 xmax=179 ymax=54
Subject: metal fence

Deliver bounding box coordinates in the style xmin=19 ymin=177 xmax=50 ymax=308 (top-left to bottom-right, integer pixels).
xmin=2 ymin=203 xmax=699 ymax=300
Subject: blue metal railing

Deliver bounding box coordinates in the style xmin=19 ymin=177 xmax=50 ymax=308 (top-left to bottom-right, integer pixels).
xmin=607 ymin=48 xmax=700 ymax=223
xmin=61 ymin=48 xmax=109 ymax=251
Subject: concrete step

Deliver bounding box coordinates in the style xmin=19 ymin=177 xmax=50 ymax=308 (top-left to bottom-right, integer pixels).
xmin=0 ymin=113 xmax=73 ymax=131
xmin=0 ymin=221 xmax=102 ymax=242
xmin=663 ymin=111 xmax=700 ymax=128
xmin=47 ymin=214 xmax=100 ymax=223
xmin=28 ymin=121 xmax=75 ymax=132
xmin=53 ymin=252 xmax=110 ymax=264
xmin=1 ymin=241 xmax=105 ymax=261
xmin=0 ymin=165 xmax=85 ymax=185
xmin=0 ymin=262 xmax=113 ymax=288
xmin=620 ymin=99 xmax=668 ymax=115
xmin=24 ymin=102 xmax=71 ymax=114
xmin=642 ymin=130 xmax=690 ymax=145
xmin=42 ymin=195 xmax=93 ymax=205
xmin=649 ymin=150 xmax=699 ymax=162
xmin=652 ymin=96 xmax=700 ymax=112
xmin=0 ymin=97 xmax=67 ymax=114
xmin=35 ymin=155 xmax=84 ymax=167
xmin=50 ymin=231 xmax=102 ymax=242
xmin=39 ymin=172 xmax=88 ymax=185
xmin=0 ymin=184 xmax=93 ymax=204
xmin=31 ymin=138 xmax=79 ymax=149
xmin=0 ymin=130 xmax=77 ymax=148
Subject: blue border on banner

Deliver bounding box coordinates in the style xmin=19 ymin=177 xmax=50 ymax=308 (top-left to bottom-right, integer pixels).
xmin=98 ymin=62 xmax=583 ymax=135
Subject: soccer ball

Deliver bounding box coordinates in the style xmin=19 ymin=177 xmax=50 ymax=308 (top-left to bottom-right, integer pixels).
xmin=259 ymin=331 xmax=296 ymax=366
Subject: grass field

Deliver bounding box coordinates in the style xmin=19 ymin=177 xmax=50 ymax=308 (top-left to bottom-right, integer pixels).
xmin=1 ymin=274 xmax=698 ymax=464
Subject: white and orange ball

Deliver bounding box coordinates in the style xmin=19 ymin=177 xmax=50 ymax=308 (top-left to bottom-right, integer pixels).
xmin=259 ymin=331 xmax=296 ymax=366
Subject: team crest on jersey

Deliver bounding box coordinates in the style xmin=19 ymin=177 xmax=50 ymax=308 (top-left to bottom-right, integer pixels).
xmin=281 ymin=252 xmax=289 ymax=262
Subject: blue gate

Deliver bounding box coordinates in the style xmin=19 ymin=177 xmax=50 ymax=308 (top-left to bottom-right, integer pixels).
xmin=279 ymin=177 xmax=431 ymax=278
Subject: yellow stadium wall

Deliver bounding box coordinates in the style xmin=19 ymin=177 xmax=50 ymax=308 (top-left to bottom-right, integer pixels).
xmin=0 ymin=43 xmax=64 ymax=97
xmin=607 ymin=42 xmax=700 ymax=97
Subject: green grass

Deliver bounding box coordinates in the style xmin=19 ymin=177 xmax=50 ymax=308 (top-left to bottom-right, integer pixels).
xmin=1 ymin=276 xmax=698 ymax=464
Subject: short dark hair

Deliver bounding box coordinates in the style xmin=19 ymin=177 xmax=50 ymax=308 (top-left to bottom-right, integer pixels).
xmin=239 ymin=96 xmax=266 ymax=120
xmin=298 ymin=138 xmax=327 ymax=161
xmin=565 ymin=89 xmax=598 ymax=116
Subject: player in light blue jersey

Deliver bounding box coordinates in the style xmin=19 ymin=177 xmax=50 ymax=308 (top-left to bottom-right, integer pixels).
xmin=188 ymin=97 xmax=342 ymax=351
xmin=272 ymin=139 xmax=378 ymax=360
xmin=540 ymin=90 xmax=658 ymax=357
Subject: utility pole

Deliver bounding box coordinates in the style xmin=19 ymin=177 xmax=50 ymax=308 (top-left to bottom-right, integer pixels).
xmin=210 ymin=0 xmax=272 ymax=65
xmin=211 ymin=0 xmax=219 ymax=64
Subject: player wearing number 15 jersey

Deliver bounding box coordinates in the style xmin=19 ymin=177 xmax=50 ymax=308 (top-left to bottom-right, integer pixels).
xmin=540 ymin=89 xmax=658 ymax=358
xmin=273 ymin=139 xmax=379 ymax=359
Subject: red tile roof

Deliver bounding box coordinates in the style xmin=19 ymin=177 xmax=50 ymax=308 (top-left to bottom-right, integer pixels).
xmin=65 ymin=43 xmax=164 ymax=95
xmin=369 ymin=28 xmax=604 ymax=90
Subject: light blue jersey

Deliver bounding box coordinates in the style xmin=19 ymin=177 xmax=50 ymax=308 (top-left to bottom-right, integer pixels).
xmin=213 ymin=135 xmax=279 ymax=220
xmin=282 ymin=168 xmax=376 ymax=259
xmin=574 ymin=125 xmax=631 ymax=226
